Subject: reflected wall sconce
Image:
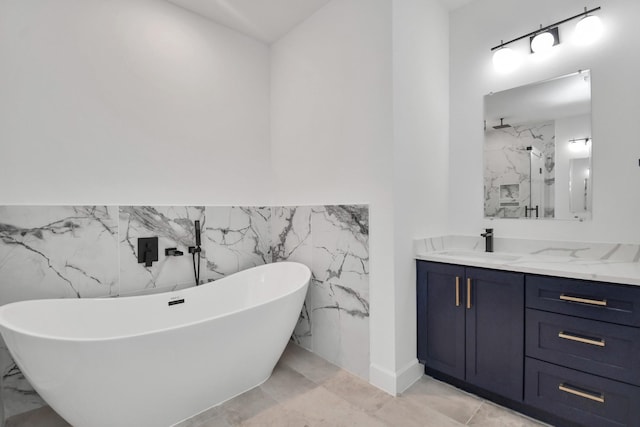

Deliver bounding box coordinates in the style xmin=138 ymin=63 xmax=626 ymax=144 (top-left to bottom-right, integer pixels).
xmin=491 ymin=6 xmax=602 ymax=73
xmin=569 ymin=137 xmax=591 ymax=144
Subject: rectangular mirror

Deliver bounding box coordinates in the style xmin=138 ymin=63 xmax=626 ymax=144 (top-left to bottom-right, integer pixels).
xmin=484 ymin=70 xmax=592 ymax=220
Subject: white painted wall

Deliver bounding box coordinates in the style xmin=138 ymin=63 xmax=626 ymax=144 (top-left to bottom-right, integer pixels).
xmin=1 ymin=0 xmax=452 ymax=396
xmin=392 ymin=0 xmax=450 ymax=391
xmin=0 ymin=0 xmax=271 ymax=205
xmin=270 ymin=0 xmax=396 ymax=388
xmin=449 ymin=0 xmax=640 ymax=244
xmin=271 ymin=0 xmax=450 ymax=393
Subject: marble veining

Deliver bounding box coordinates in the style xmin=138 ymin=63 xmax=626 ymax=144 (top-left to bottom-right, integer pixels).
xmin=311 ymin=205 xmax=369 ymax=317
xmin=415 ymin=235 xmax=640 ymax=286
xmin=0 ymin=206 xmax=119 ymax=420
xmin=0 ymin=206 xmax=119 ymax=303
xmin=271 ymin=206 xmax=313 ymax=265
xmin=118 ymin=206 xmax=205 ymax=294
xmin=485 ymin=122 xmax=555 ymax=218
xmin=274 ymin=205 xmax=370 ymax=379
xmin=271 ymin=207 xmax=314 ymax=350
xmin=0 ymin=203 xmax=370 ymax=418
xmin=1 ymin=362 xmax=46 ymax=420
xmin=204 ymin=207 xmax=271 ymax=280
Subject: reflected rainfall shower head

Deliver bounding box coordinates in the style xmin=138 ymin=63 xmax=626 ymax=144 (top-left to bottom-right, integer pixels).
xmin=493 ymin=118 xmax=512 ymax=129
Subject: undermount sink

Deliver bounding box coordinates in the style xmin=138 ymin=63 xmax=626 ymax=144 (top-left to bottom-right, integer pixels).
xmin=435 ymin=250 xmax=521 ymax=262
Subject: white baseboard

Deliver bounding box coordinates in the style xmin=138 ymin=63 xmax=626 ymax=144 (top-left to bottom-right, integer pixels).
xmin=369 ymin=359 xmax=423 ymax=396
xmin=396 ymin=358 xmax=424 ymax=393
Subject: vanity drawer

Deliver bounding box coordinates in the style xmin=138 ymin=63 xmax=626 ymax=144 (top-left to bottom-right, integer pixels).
xmin=525 ymin=358 xmax=640 ymax=427
xmin=526 ymin=275 xmax=640 ymax=326
xmin=526 ymin=309 xmax=640 ymax=386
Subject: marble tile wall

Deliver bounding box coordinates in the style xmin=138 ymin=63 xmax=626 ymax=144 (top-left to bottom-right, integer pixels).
xmin=205 ymin=206 xmax=272 ymax=280
xmin=273 ymin=206 xmax=370 ymax=379
xmin=0 ymin=204 xmax=369 ymax=418
xmin=0 ymin=206 xmax=119 ymax=305
xmin=119 ymin=206 xmax=206 ymax=295
xmin=0 ymin=206 xmax=120 ymax=417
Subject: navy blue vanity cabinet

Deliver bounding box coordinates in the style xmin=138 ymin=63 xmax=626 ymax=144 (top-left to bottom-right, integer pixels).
xmin=465 ymin=267 xmax=525 ymax=401
xmin=525 ymin=274 xmax=640 ymax=427
xmin=417 ymin=261 xmax=525 ymax=402
xmin=417 ymin=261 xmax=466 ymax=380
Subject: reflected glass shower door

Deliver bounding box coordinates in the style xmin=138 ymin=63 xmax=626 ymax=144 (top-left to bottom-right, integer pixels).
xmin=569 ymin=157 xmax=591 ymax=214
xmin=528 ymin=147 xmax=544 ymax=218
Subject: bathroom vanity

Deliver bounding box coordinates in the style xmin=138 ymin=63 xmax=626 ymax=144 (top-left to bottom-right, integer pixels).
xmin=415 ymin=237 xmax=640 ymax=427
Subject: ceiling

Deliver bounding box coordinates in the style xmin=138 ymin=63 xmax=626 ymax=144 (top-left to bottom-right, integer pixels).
xmin=166 ymin=0 xmax=473 ymax=44
xmin=166 ymin=0 xmax=333 ymax=43
xmin=485 ymin=71 xmax=592 ymax=127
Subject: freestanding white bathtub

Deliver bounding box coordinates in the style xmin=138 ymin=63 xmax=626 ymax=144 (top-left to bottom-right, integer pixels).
xmin=0 ymin=262 xmax=310 ymax=427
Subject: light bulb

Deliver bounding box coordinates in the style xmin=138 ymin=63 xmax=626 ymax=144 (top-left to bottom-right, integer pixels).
xmin=574 ymin=15 xmax=603 ymax=45
xmin=492 ymin=47 xmax=522 ymax=73
xmin=531 ymin=31 xmax=555 ymax=54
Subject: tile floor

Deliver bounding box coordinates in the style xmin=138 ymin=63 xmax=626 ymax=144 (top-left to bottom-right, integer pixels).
xmin=5 ymin=342 xmax=548 ymax=427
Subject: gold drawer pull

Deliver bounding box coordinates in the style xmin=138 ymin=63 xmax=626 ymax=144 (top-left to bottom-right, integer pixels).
xmin=558 ymin=332 xmax=605 ymax=347
xmin=467 ymin=278 xmax=472 ymax=309
xmin=455 ymin=277 xmax=460 ymax=307
xmin=559 ymin=294 xmax=607 ymax=307
xmin=559 ymin=384 xmax=605 ymax=403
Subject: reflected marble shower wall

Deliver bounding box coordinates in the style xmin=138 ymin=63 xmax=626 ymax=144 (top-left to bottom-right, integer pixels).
xmin=484 ymin=121 xmax=555 ymax=218
xmin=273 ymin=205 xmax=370 ymax=380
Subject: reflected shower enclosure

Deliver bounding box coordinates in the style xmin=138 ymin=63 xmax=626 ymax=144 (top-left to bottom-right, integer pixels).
xmin=483 ymin=122 xmax=555 ymax=218
xmin=484 ymin=71 xmax=592 ymax=220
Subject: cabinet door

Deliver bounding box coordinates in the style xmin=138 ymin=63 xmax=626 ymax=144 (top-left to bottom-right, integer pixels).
xmin=417 ymin=261 xmax=466 ymax=380
xmin=465 ymin=267 xmax=524 ymax=401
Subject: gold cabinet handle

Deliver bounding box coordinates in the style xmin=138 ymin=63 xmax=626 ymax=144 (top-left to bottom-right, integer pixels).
xmin=559 ymin=294 xmax=607 ymax=307
xmin=558 ymin=331 xmax=605 ymax=347
xmin=455 ymin=277 xmax=460 ymax=307
xmin=467 ymin=278 xmax=472 ymax=309
xmin=558 ymin=384 xmax=605 ymax=403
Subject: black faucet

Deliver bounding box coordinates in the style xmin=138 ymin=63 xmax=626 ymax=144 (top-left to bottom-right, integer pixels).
xmin=481 ymin=228 xmax=494 ymax=253
xmin=165 ymin=248 xmax=184 ymax=256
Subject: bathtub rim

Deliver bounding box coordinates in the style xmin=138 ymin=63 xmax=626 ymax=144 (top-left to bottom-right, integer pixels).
xmin=0 ymin=261 xmax=311 ymax=343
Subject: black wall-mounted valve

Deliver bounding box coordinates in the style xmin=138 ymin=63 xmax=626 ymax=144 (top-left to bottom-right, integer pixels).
xmin=138 ymin=237 xmax=158 ymax=267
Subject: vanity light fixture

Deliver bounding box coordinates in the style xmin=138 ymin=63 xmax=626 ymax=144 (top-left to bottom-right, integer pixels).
xmin=530 ymin=27 xmax=559 ymax=54
xmin=574 ymin=12 xmax=604 ymax=45
xmin=492 ymin=43 xmax=523 ymax=74
xmin=491 ymin=6 xmax=601 ymax=72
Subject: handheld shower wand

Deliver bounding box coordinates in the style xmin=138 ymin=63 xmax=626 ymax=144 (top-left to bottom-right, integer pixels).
xmin=189 ymin=220 xmax=202 ymax=286
xmin=195 ymin=220 xmax=201 ymax=247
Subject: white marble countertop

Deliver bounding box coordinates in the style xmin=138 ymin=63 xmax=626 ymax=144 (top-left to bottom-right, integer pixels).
xmin=414 ymin=236 xmax=640 ymax=287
